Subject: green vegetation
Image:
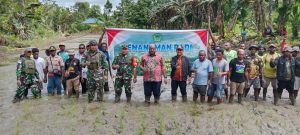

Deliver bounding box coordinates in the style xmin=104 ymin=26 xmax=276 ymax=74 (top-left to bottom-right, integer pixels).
xmin=1 ymin=0 xmax=300 ymax=47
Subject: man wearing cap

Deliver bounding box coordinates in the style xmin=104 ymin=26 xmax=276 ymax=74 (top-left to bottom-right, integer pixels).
xmin=81 ymin=40 xmax=108 ymax=103
xmin=293 ymin=46 xmax=300 ymax=99
xmin=57 ymin=43 xmax=69 ymax=94
xmin=170 ymin=45 xmax=191 ymax=102
xmin=271 ymin=46 xmax=296 ymax=105
xmin=140 ymin=44 xmax=167 ymax=105
xmin=99 ymin=42 xmax=111 ymax=92
xmin=244 ymin=45 xmax=263 ymax=101
xmin=44 ymin=46 xmax=65 ymax=96
xmin=13 ymin=48 xmax=41 ymax=103
xmin=65 ymin=50 xmax=81 ymax=99
xmin=112 ymin=44 xmax=137 ymax=103
xmin=262 ymin=44 xmax=280 ymax=101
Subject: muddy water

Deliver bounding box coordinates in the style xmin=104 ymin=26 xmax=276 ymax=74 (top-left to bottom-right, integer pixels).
xmin=1 ymin=35 xmax=300 ymax=135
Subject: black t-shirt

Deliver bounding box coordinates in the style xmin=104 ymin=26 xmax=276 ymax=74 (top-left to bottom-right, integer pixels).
xmin=229 ymin=58 xmax=249 ymax=83
xmin=65 ymin=58 xmax=81 ymax=80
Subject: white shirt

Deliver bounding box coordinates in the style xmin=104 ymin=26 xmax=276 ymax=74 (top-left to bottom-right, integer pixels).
xmin=33 ymin=57 xmax=45 ymax=80
xmin=75 ymin=52 xmax=87 ymax=78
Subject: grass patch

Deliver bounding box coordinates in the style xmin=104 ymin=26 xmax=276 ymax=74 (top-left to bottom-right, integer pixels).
xmin=136 ymin=112 xmax=147 ymax=135
xmin=154 ymin=110 xmax=164 ymax=135
xmin=15 ymin=120 xmax=20 ymax=135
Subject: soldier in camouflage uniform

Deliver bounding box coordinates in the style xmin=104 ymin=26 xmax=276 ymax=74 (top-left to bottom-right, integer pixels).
xmin=81 ymin=40 xmax=108 ymax=103
xmin=112 ymin=45 xmax=137 ymax=103
xmin=13 ymin=48 xmax=41 ymax=103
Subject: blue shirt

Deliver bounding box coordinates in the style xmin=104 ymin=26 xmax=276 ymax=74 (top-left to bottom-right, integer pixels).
xmin=99 ymin=48 xmax=110 ymax=61
xmin=192 ymin=59 xmax=213 ymax=85
xmin=57 ymin=51 xmax=69 ymax=63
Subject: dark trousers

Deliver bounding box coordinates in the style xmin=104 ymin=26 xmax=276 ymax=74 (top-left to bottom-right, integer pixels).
xmin=80 ymin=77 xmax=87 ymax=94
xmin=144 ymin=81 xmax=162 ymax=98
xmin=62 ymin=79 xmax=67 ymax=92
xmin=171 ymin=80 xmax=187 ymax=96
xmin=277 ymin=80 xmax=294 ymax=93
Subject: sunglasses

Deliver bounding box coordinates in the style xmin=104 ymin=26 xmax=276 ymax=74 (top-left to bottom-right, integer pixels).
xmin=79 ymin=48 xmax=85 ymax=49
xmin=177 ymin=49 xmax=183 ymax=51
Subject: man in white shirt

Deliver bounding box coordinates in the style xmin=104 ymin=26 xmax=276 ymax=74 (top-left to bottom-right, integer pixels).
xmin=32 ymin=48 xmax=46 ymax=92
xmin=75 ymin=44 xmax=88 ymax=94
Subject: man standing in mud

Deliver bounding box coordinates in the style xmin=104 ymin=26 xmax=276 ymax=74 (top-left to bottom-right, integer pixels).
xmin=262 ymin=44 xmax=280 ymax=101
xmin=223 ymin=42 xmax=237 ymax=99
xmin=99 ymin=42 xmax=111 ymax=92
xmin=13 ymin=48 xmax=41 ymax=103
xmin=293 ymin=46 xmax=300 ymax=99
xmin=228 ymin=49 xmax=249 ymax=104
xmin=244 ymin=45 xmax=262 ymax=101
xmin=57 ymin=43 xmax=69 ymax=95
xmin=192 ymin=50 xmax=213 ymax=103
xmin=44 ymin=46 xmax=65 ymax=96
xmin=170 ymin=45 xmax=191 ymax=102
xmin=112 ymin=45 xmax=137 ymax=103
xmin=271 ymin=46 xmax=295 ymax=105
xmin=65 ymin=50 xmax=81 ymax=99
xmin=140 ymin=44 xmax=167 ymax=105
xmin=75 ymin=44 xmax=88 ymax=94
xmin=32 ymin=48 xmax=46 ymax=94
xmin=81 ymin=40 xmax=108 ymax=103
xmin=208 ymin=49 xmax=228 ymax=104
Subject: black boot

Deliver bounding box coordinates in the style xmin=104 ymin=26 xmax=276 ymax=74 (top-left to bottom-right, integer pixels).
xmin=294 ymin=90 xmax=299 ymax=100
xmin=278 ymin=91 xmax=283 ymax=99
xmin=273 ymin=89 xmax=279 ymax=105
xmin=224 ymin=88 xmax=229 ymax=100
xmin=263 ymin=88 xmax=268 ymax=101
xmin=289 ymin=93 xmax=295 ymax=106
xmin=115 ymin=95 xmax=121 ymax=103
xmin=154 ymin=97 xmax=160 ymax=104
xmin=254 ymin=89 xmax=259 ymax=101
xmin=244 ymin=88 xmax=250 ymax=97
xmin=238 ymin=94 xmax=243 ymax=104
xmin=193 ymin=93 xmax=198 ymax=102
xmin=126 ymin=95 xmax=131 ymax=103
xmin=145 ymin=96 xmax=150 ymax=106
xmin=172 ymin=95 xmax=177 ymax=102
xmin=229 ymin=95 xmax=234 ymax=103
xmin=182 ymin=95 xmax=187 ymax=102
xmin=200 ymin=96 xmax=206 ymax=103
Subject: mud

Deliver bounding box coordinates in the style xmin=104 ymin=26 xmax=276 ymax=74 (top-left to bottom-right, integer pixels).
xmin=1 ymin=35 xmax=300 ymax=135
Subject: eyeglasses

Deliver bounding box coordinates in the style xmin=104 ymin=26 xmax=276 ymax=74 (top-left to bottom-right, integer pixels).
xmin=79 ymin=48 xmax=85 ymax=49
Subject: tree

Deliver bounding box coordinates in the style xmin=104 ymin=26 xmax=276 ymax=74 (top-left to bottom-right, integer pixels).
xmin=104 ymin=0 xmax=113 ymax=19
xmin=289 ymin=0 xmax=300 ymax=38
xmin=88 ymin=5 xmax=102 ymax=18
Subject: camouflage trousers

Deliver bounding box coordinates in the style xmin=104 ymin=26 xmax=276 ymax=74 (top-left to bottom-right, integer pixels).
xmin=114 ymin=76 xmax=132 ymax=97
xmin=87 ymin=70 xmax=104 ymax=102
xmin=15 ymin=74 xmax=41 ymax=99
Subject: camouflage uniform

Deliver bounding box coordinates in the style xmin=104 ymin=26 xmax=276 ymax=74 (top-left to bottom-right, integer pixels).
xmin=81 ymin=50 xmax=108 ymax=102
xmin=112 ymin=53 xmax=135 ymax=102
xmin=14 ymin=56 xmax=41 ymax=102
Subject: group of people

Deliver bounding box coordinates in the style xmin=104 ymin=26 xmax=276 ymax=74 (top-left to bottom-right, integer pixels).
xmin=13 ymin=39 xmax=300 ymax=106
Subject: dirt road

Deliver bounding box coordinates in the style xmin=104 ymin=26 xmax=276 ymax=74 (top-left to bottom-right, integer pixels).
xmin=1 ymin=35 xmax=300 ymax=135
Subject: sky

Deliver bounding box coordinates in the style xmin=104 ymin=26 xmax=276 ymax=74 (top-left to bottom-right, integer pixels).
xmin=42 ymin=0 xmax=121 ymax=10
